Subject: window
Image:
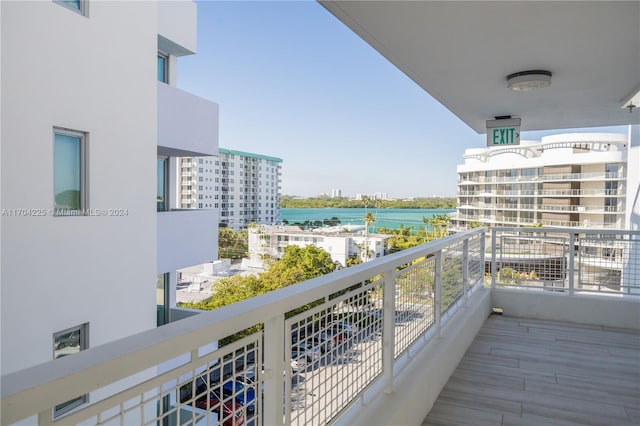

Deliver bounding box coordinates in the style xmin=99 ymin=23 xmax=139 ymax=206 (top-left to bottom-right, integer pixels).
xmin=157 ymin=158 xmax=168 ymax=212
xmin=53 ymin=323 xmax=89 ymax=417
xmin=54 ymin=0 xmax=86 ymax=16
xmin=54 ymin=129 xmax=86 ymax=214
xmin=157 ymin=52 xmax=168 ymax=83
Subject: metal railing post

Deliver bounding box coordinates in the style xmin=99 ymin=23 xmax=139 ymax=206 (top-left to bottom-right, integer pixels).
xmin=462 ymin=239 xmax=469 ymax=304
xmin=568 ymin=233 xmax=576 ymax=295
xmin=491 ymin=230 xmax=497 ymax=288
xmin=382 ymin=268 xmax=396 ymax=395
xmin=435 ymin=250 xmax=443 ymax=337
xmin=263 ymin=315 xmax=285 ymax=426
xmin=480 ymin=230 xmax=486 ymax=285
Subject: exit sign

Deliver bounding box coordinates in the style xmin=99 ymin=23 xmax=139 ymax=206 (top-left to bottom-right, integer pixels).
xmin=486 ymin=118 xmax=521 ymax=146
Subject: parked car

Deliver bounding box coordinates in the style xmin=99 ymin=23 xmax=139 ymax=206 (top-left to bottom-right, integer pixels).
xmin=290 ymin=351 xmax=307 ymax=372
xmin=195 ymin=388 xmax=245 ymax=426
xmin=222 ymin=380 xmax=256 ymax=414
xmin=292 ymin=341 xmax=321 ymax=362
xmin=331 ymin=320 xmax=356 ymax=336
xmin=309 ymin=332 xmax=336 ymax=353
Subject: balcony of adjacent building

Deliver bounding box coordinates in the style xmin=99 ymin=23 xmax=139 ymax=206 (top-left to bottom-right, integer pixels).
xmin=158 ymin=0 xmax=197 ymax=58
xmin=459 ymin=171 xmax=626 ymax=186
xmin=157 ymin=208 xmax=218 ymax=274
xmin=157 ymin=82 xmax=219 ymax=158
xmin=158 ymin=154 xmax=217 ymax=274
xmin=2 ymin=227 xmax=638 ymax=426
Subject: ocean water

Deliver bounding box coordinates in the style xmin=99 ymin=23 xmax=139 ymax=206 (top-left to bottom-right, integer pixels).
xmin=280 ymin=208 xmax=454 ymax=232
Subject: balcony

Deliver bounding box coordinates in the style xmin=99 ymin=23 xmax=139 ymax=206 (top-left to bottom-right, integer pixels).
xmin=157 ymin=209 xmax=218 ymax=273
xmin=2 ymin=228 xmax=638 ymax=426
xmin=157 ymin=0 xmax=197 ymax=56
xmin=157 ymin=82 xmax=219 ymax=157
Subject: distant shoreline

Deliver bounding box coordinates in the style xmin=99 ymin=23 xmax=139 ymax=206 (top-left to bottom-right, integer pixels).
xmin=280 ymin=207 xmax=455 ymax=231
xmin=280 ymin=196 xmax=456 ymax=210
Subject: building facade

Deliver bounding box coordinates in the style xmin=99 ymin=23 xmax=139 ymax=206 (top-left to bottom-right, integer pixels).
xmin=451 ymin=133 xmax=629 ymax=231
xmin=247 ymin=225 xmax=390 ymax=267
xmin=355 ymin=192 xmax=388 ymax=201
xmin=1 ymin=0 xmax=218 ymax=411
xmin=177 ymin=156 xmax=217 ymax=209
xmin=217 ymin=149 xmax=283 ymax=231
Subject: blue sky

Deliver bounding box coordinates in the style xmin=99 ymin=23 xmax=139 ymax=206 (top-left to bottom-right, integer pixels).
xmin=177 ymin=1 xmax=628 ymax=199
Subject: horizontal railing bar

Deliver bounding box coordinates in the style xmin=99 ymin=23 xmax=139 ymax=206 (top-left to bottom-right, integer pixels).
xmin=493 ymin=227 xmax=640 ymax=236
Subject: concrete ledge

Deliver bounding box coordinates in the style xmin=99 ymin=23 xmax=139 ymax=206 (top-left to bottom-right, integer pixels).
xmin=170 ymin=307 xmax=201 ymax=322
xmin=492 ymin=289 xmax=640 ymax=330
xmin=336 ymin=288 xmax=492 ymax=426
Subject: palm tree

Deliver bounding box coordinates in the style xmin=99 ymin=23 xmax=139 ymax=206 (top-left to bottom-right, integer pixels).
xmin=361 ymin=195 xmax=371 ymax=210
xmin=362 ymin=209 xmax=376 ymax=262
xmin=424 ymin=214 xmax=451 ymax=239
xmin=364 ymin=212 xmax=376 ymax=234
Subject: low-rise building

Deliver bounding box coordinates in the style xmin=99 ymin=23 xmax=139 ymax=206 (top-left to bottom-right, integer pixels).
xmin=247 ymin=225 xmax=391 ymax=268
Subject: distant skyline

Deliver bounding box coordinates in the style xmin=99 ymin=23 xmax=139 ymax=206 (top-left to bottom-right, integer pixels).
xmin=178 ymin=1 xmax=628 ymax=198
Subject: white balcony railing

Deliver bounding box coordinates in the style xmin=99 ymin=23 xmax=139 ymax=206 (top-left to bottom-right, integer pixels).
xmin=2 ymin=228 xmax=638 ymax=426
xmin=1 ymin=229 xmax=486 ymax=425
xmin=458 ymin=171 xmax=624 ymax=185
xmin=458 ymin=188 xmax=624 ymax=197
xmin=491 ymin=227 xmax=640 ymax=295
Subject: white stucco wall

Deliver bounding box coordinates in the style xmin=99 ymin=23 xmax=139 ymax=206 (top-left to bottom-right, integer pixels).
xmin=1 ymin=1 xmax=158 ymax=374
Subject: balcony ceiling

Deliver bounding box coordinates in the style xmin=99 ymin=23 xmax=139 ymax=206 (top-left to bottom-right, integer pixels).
xmin=319 ymin=1 xmax=640 ymax=133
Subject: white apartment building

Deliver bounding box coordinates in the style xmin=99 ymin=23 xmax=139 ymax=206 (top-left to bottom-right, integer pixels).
xmin=1 ymin=1 xmax=218 ymax=417
xmin=177 ymin=156 xmax=217 ymax=209
xmin=355 ymin=192 xmax=388 ymax=201
xmin=247 ymin=225 xmax=391 ymax=267
xmin=217 ymin=149 xmax=283 ymax=231
xmin=451 ymin=133 xmax=629 ymax=231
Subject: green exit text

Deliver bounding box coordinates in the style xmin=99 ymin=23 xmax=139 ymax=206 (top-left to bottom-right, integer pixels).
xmin=491 ymin=127 xmax=519 ymax=145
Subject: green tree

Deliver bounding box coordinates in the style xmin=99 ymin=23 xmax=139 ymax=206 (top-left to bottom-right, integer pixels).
xmin=181 ymin=245 xmax=336 ymax=311
xmin=364 ymin=212 xmax=376 ymax=234
xmin=270 ymin=245 xmax=336 ymax=282
xmin=279 ymin=195 xmax=456 ymax=209
xmin=218 ymin=227 xmax=248 ymax=259
xmin=424 ymin=214 xmax=451 ymax=239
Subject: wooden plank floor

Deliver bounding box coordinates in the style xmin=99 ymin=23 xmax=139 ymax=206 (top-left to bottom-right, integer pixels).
xmin=422 ymin=315 xmax=640 ymax=426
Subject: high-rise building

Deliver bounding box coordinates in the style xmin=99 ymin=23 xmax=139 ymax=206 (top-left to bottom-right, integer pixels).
xmin=1 ymin=0 xmax=218 ymax=405
xmin=355 ymin=192 xmax=388 ymax=201
xmin=177 ymin=156 xmax=217 ymax=209
xmin=331 ymin=189 xmax=343 ymax=198
xmin=451 ymin=133 xmax=629 ymax=230
xmin=216 ymin=149 xmax=283 ymax=231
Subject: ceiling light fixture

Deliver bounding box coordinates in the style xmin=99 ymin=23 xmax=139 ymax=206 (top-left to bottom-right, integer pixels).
xmin=507 ymin=70 xmax=552 ymax=92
